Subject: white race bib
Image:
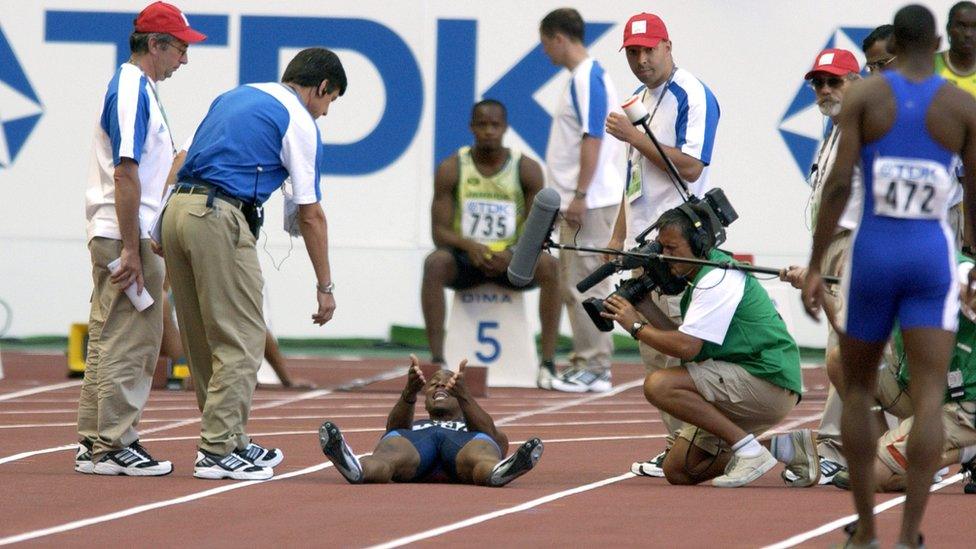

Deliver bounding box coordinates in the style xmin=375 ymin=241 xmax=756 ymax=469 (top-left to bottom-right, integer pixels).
xmin=872 ymin=156 xmax=951 ymax=220
xmin=461 ymin=199 xmax=516 ymax=243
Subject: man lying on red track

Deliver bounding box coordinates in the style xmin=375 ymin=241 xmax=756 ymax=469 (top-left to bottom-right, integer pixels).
xmin=318 ymin=355 xmax=543 ymax=486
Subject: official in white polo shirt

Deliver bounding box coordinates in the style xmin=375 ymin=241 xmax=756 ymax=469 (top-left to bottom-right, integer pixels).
xmin=161 ymin=48 xmax=346 ymax=481
xmin=539 ymin=8 xmax=624 ymax=393
xmin=604 ymin=12 xmax=720 ymax=478
xmin=78 ymin=1 xmax=205 ymax=477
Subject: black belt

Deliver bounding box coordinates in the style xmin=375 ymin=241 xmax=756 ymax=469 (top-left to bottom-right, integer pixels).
xmin=173 ymin=180 xmax=249 ymax=210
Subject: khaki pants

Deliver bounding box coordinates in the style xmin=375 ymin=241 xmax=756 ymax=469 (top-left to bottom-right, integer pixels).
xmin=77 ymin=237 xmax=164 ymax=462
xmin=680 ymin=359 xmax=798 ymax=455
xmin=558 ymin=204 xmax=618 ymax=373
xmin=816 ymin=229 xmax=851 ymax=460
xmin=639 ymin=291 xmax=685 ymax=438
xmin=878 ymin=401 xmax=976 ymax=475
xmin=161 ymin=193 xmax=265 ymax=456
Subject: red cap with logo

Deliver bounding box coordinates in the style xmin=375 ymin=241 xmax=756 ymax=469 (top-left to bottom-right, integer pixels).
xmin=804 ymin=48 xmax=860 ymax=79
xmin=134 ymin=1 xmax=206 ymax=44
xmin=620 ymin=13 xmax=669 ymax=50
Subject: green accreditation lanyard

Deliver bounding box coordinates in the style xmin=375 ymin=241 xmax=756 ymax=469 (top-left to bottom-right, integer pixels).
xmin=626 ymin=66 xmax=678 ymax=201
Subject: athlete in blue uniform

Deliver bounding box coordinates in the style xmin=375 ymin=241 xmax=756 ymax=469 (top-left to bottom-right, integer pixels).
xmin=803 ymin=6 xmax=976 ymax=547
xmin=318 ymin=355 xmax=543 ymax=487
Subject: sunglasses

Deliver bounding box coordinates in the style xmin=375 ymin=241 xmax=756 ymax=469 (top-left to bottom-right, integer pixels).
xmin=809 ymin=76 xmax=845 ymax=90
xmin=866 ymin=57 xmax=895 ymax=73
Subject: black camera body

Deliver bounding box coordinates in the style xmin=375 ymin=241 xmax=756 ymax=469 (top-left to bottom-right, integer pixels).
xmin=578 ymin=188 xmax=739 ymax=332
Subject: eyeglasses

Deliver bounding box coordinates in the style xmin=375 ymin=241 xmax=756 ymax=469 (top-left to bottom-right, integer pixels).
xmin=164 ymin=41 xmax=188 ymax=57
xmin=809 ymin=76 xmax=846 ymax=90
xmin=865 ymin=56 xmax=895 ymax=73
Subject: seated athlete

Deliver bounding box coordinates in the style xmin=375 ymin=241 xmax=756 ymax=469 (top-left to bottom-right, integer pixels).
xmin=421 ymin=99 xmax=560 ymax=382
xmin=318 ymin=355 xmax=543 ymax=486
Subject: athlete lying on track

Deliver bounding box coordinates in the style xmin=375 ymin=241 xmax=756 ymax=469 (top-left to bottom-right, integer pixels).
xmin=319 ymin=355 xmax=543 ymax=486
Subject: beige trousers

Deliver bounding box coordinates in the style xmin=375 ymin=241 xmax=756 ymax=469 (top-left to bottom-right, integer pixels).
xmin=77 ymin=237 xmax=164 ymax=461
xmin=161 ymin=193 xmax=265 ymax=456
xmin=558 ymin=204 xmax=618 ymax=373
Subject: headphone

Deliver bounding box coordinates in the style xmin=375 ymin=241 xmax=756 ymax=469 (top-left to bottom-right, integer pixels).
xmin=676 ymin=203 xmax=714 ymax=258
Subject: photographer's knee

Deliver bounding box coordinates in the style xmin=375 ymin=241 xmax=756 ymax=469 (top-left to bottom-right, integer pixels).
xmin=643 ymin=371 xmax=667 ymax=405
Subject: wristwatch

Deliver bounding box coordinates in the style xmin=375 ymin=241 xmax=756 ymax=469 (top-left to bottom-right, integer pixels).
xmin=630 ymin=321 xmax=646 ymax=339
xmin=573 ymin=189 xmax=587 ymax=199
xmin=316 ymin=281 xmax=335 ymax=294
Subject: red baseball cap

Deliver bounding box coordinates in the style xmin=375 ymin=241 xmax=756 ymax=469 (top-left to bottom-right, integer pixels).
xmin=620 ymin=13 xmax=669 ymax=50
xmin=804 ymin=48 xmax=860 ymax=79
xmin=134 ymin=2 xmax=206 ymax=44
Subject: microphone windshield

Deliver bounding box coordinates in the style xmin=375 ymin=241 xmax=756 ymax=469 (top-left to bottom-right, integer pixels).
xmin=622 ymin=95 xmax=649 ymax=125
xmin=507 ymin=188 xmax=561 ymax=287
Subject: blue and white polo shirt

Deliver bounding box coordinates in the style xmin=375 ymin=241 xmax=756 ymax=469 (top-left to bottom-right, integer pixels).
xmin=625 ymin=67 xmax=720 ymax=241
xmin=544 ymin=57 xmax=624 ymax=210
xmin=86 ymin=63 xmax=175 ymax=241
xmin=178 ymin=83 xmax=322 ymax=206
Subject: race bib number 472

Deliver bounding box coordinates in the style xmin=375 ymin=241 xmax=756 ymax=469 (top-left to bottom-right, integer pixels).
xmin=462 ymin=200 xmax=516 ymax=243
xmin=872 ymin=157 xmax=951 ymax=220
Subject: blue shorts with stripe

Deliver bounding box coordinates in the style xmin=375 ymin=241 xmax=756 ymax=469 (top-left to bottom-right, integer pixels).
xmin=843 ymin=223 xmax=958 ymax=342
xmin=381 ymin=426 xmax=501 ymax=482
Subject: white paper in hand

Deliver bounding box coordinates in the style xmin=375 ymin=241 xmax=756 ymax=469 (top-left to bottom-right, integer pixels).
xmin=107 ymin=257 xmax=155 ymax=312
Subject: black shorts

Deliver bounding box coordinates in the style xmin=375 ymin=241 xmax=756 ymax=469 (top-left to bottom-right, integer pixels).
xmin=381 ymin=427 xmax=502 ymax=482
xmin=447 ymin=247 xmax=537 ymax=290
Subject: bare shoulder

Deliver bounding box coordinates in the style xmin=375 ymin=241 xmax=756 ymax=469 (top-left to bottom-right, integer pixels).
xmin=518 ymin=152 xmax=544 ymax=187
xmin=937 ymin=82 xmax=976 ymax=120
xmin=435 ymin=153 xmax=460 ymax=188
xmin=846 ymin=74 xmax=889 ymax=105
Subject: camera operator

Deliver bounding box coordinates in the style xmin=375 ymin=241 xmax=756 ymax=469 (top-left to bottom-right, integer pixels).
xmin=601 ymin=204 xmax=815 ymax=488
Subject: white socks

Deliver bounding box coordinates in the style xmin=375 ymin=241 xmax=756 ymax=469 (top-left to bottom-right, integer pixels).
xmin=960 ymin=444 xmax=976 ymax=465
xmin=732 ymin=434 xmax=763 ymax=458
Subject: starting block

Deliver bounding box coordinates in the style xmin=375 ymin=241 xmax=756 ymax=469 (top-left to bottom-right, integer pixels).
xmin=67 ymin=322 xmax=191 ymax=389
xmin=444 ymin=282 xmax=537 ymax=389
xmin=67 ymin=323 xmax=89 ymax=377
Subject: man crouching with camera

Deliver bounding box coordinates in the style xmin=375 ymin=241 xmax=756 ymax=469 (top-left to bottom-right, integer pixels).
xmin=602 ymin=203 xmax=816 ymax=488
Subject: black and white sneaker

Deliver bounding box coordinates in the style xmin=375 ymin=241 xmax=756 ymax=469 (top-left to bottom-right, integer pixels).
xmin=92 ymin=441 xmax=173 ymax=476
xmin=631 ymin=449 xmax=668 ymax=478
xmin=488 ymin=438 xmax=544 ymax=487
xmin=318 ymin=421 xmax=363 ymax=484
xmin=74 ymin=439 xmax=94 ymax=474
xmin=963 ymin=457 xmax=976 ymax=494
xmin=193 ymin=450 xmax=272 ymax=480
xmin=550 ymin=369 xmax=612 ymax=393
xmin=235 ymin=441 xmax=284 ymax=468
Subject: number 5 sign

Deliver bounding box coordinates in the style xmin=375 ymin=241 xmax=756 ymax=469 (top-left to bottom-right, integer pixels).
xmin=443 ymin=283 xmax=539 ymax=388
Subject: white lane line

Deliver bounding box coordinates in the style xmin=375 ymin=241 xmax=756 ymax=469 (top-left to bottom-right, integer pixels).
xmin=0 ymin=381 xmax=82 ymax=402
xmin=0 ymin=460 xmax=341 ymax=546
xmin=495 ymin=378 xmax=644 ymax=426
xmin=0 ymin=368 xmax=405 ymax=467
xmin=761 ymin=473 xmax=965 ymax=549
xmin=366 ymin=473 xmax=638 ymax=549
xmin=0 ymin=374 xmax=642 ymax=543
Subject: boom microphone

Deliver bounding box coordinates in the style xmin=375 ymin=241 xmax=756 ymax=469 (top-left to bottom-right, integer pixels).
xmin=507 ymin=188 xmax=561 ymax=287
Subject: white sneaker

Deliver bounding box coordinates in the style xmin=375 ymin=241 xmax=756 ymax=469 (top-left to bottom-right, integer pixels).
xmin=712 ymin=447 xmax=777 ymax=488
xmin=537 ymin=362 xmax=558 ymax=390
xmin=550 ymin=369 xmax=612 ymax=393
xmin=74 ymin=440 xmax=94 ymax=474
xmin=193 ymin=450 xmax=272 ymax=480
xmin=235 ymin=441 xmax=284 ymax=468
xmin=92 ymin=442 xmax=173 ymax=477
xmin=631 ymin=449 xmax=668 ymax=477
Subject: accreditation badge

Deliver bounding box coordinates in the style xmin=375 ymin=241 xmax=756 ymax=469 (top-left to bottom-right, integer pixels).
xmin=625 ymin=152 xmax=643 ymax=201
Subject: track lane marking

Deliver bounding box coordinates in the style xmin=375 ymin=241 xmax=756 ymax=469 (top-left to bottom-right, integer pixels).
xmin=0 ymin=381 xmax=83 ymax=402
xmin=761 ymin=474 xmax=965 ymax=549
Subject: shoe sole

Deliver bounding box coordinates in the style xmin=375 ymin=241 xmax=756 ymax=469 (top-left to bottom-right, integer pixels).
xmin=488 ymin=438 xmax=544 ymax=487
xmin=781 ymin=429 xmax=820 ymax=488
xmin=92 ymin=461 xmax=173 ymax=477
xmin=630 ymin=461 xmax=665 ymax=477
xmin=318 ymin=422 xmax=363 ymax=483
xmin=548 ymin=381 xmax=589 ymax=393
xmin=712 ymin=455 xmax=777 ymax=488
xmin=193 ymin=467 xmax=273 ymax=481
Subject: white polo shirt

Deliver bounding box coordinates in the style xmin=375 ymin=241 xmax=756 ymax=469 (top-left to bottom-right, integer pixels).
xmin=809 ymin=124 xmax=862 ymax=231
xmin=625 ymin=67 xmax=720 ymax=242
xmin=86 ymin=63 xmax=175 ymax=242
xmin=544 ymin=57 xmax=624 ymax=210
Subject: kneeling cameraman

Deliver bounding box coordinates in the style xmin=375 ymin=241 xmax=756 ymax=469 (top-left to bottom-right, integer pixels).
xmin=602 ymin=204 xmax=814 ymax=488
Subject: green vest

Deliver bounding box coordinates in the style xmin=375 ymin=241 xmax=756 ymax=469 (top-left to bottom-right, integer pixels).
xmin=895 ymin=252 xmax=976 ymax=402
xmin=452 ymin=146 xmax=525 ymax=252
xmin=680 ymin=249 xmax=804 ymax=395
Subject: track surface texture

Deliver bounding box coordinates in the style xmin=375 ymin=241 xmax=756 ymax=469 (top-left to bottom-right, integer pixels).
xmin=0 ymin=351 xmax=973 ymax=548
